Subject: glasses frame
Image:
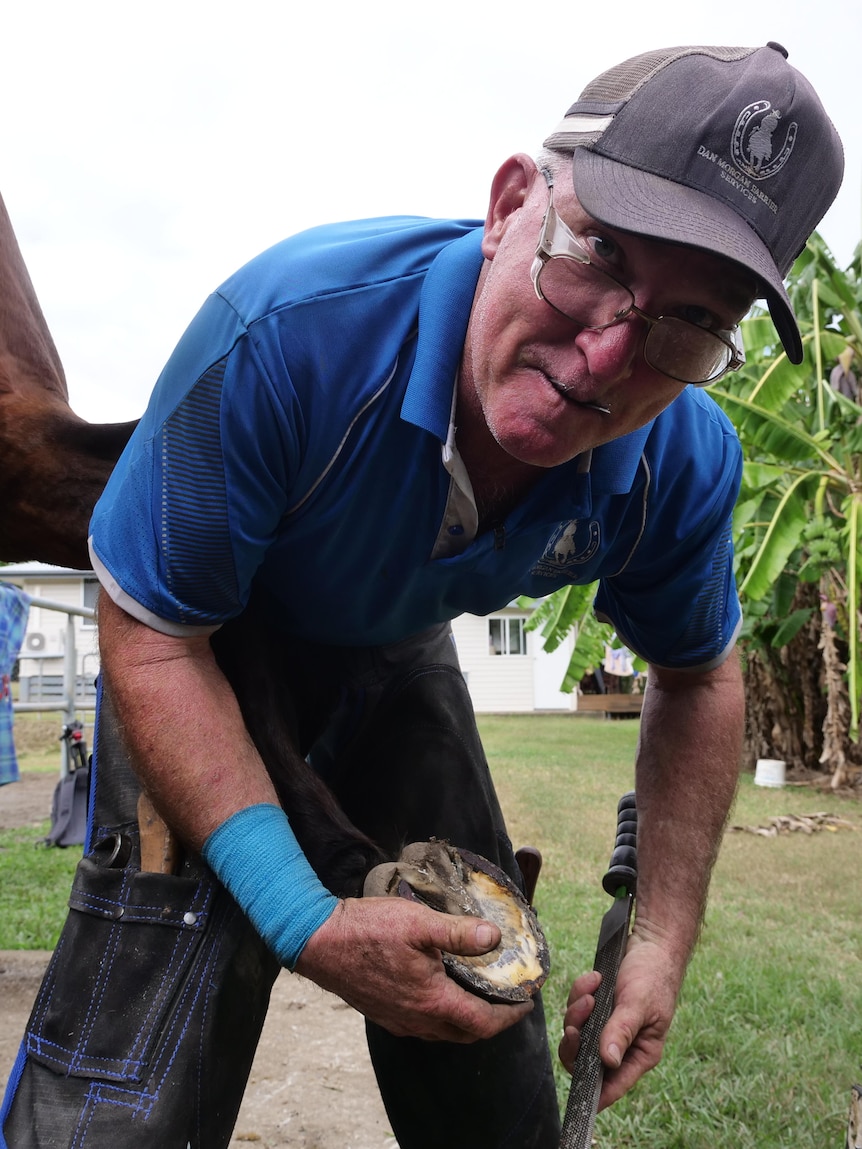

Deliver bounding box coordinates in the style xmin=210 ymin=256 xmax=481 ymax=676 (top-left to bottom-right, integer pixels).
xmin=530 ymin=169 xmax=745 ymax=386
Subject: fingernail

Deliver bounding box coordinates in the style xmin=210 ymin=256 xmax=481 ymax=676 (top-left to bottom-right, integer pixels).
xmin=607 ymin=1043 xmax=622 ymax=1067
xmin=476 ymin=923 xmax=495 ymax=948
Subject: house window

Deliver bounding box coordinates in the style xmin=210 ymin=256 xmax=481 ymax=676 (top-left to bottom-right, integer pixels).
xmin=82 ymin=578 xmax=99 ymax=628
xmin=488 ymin=617 xmax=526 ymax=656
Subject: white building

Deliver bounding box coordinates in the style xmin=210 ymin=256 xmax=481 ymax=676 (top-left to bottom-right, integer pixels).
xmin=1 ymin=564 xmax=578 ymax=713
xmin=450 ymin=605 xmax=577 ymax=712
xmin=1 ymin=563 xmax=100 ymax=698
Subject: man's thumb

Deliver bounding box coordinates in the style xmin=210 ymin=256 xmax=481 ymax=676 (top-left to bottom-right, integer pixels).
xmin=441 ymin=915 xmax=501 ymax=956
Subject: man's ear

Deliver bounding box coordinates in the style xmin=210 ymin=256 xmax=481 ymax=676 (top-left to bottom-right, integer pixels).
xmin=481 ymin=154 xmax=537 ymax=260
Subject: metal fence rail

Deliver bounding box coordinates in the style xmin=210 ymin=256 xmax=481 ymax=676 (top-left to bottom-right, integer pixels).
xmin=13 ymin=595 xmax=96 ymax=776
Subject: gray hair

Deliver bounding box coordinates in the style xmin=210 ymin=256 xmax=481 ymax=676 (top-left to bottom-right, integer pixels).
xmin=534 ymin=147 xmax=574 ymax=182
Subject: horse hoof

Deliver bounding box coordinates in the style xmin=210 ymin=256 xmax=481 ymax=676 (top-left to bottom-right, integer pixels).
xmin=363 ymin=840 xmax=550 ymax=1002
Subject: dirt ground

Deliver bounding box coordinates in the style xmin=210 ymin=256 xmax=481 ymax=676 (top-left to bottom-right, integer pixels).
xmin=0 ymin=772 xmax=398 ymax=1148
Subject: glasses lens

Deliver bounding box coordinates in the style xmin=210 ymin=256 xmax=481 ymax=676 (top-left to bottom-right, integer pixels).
xmin=538 ymin=256 xmax=633 ymax=328
xmin=536 ymin=250 xmax=734 ymax=385
xmin=644 ymin=320 xmax=731 ymax=385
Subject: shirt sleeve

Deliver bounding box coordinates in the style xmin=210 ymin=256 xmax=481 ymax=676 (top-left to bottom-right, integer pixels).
xmin=89 ymin=291 xmax=302 ymax=634
xmin=594 ymin=394 xmax=743 ymax=672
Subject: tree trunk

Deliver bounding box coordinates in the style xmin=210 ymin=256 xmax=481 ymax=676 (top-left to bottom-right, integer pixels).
xmin=741 ymin=582 xmax=821 ymax=773
xmin=741 ymin=580 xmax=862 ymax=785
xmin=819 ymin=591 xmax=852 ymax=786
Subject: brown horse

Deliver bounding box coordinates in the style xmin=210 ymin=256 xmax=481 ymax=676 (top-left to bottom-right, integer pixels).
xmin=0 ymin=191 xmax=383 ymax=893
xmin=0 ymin=191 xmax=137 ymax=569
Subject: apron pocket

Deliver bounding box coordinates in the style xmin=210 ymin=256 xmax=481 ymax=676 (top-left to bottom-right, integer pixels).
xmin=24 ymin=846 xmax=216 ymax=1084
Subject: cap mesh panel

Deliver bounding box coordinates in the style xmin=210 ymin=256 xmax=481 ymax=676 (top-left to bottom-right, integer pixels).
xmin=545 ymin=46 xmax=758 ymax=150
xmin=579 ymin=46 xmax=755 ymax=104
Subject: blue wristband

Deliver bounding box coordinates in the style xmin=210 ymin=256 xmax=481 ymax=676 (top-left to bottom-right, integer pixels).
xmin=202 ymin=804 xmax=339 ymax=969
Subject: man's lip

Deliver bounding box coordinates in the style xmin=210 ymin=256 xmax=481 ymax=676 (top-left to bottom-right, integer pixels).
xmin=547 ymin=376 xmax=611 ymax=414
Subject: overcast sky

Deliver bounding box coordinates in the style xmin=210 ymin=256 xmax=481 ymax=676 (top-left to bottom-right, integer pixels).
xmin=1 ymin=0 xmax=858 ymax=424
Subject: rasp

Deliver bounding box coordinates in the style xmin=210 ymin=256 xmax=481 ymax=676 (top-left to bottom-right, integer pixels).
xmin=559 ymin=791 xmax=637 ymax=1149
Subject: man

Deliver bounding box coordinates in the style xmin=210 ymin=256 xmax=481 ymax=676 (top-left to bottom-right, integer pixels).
xmin=2 ymin=43 xmax=843 ymax=1149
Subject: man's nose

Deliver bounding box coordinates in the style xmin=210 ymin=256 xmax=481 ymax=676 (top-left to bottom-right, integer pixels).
xmin=573 ymin=316 xmax=642 ymax=384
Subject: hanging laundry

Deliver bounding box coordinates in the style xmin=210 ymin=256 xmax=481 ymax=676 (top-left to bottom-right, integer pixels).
xmin=0 ymin=582 xmax=31 ymax=785
xmin=603 ymin=643 xmax=634 ymax=678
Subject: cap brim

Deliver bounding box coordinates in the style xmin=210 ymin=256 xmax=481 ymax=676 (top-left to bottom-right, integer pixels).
xmin=572 ymin=150 xmax=804 ymax=364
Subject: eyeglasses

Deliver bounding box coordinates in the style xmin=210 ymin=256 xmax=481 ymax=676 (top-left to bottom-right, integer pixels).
xmin=530 ymin=169 xmax=745 ymax=386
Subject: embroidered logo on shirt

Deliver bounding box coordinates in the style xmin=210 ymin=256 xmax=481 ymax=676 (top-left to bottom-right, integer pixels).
xmin=532 ymin=519 xmax=600 ymax=577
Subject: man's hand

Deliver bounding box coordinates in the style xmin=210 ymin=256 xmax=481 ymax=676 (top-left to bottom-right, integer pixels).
xmin=295 ymin=896 xmax=534 ymax=1042
xmin=558 ymin=652 xmax=744 ymax=1109
xmin=558 ymin=936 xmax=682 ymax=1109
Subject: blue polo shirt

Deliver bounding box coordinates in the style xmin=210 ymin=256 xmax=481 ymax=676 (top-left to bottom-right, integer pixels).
xmin=89 ymin=216 xmax=742 ymax=671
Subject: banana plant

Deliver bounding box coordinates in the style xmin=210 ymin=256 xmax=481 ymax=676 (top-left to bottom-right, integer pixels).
xmin=712 ymin=232 xmax=862 ymax=740
xmin=519 ymin=583 xmax=609 ymax=694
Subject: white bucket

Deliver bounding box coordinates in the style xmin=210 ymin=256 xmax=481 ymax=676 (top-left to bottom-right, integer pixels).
xmin=754 ymin=758 xmax=786 ymax=788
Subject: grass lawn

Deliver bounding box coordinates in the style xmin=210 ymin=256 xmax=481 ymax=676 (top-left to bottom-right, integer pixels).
xmin=0 ymin=824 xmax=80 ymax=948
xmin=0 ymin=713 xmax=85 ymax=947
xmin=479 ymin=713 xmax=861 ymax=1148
xmin=2 ymin=711 xmax=859 ymax=1145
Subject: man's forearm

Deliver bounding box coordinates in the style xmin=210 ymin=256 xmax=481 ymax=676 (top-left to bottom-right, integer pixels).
xmin=97 ymin=591 xmax=281 ymax=850
xmin=97 ymin=592 xmax=343 ymax=966
xmin=632 ymin=650 xmax=744 ymax=970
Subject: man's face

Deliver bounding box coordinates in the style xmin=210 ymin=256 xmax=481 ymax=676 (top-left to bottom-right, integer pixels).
xmin=460 ymin=156 xmax=756 ymax=469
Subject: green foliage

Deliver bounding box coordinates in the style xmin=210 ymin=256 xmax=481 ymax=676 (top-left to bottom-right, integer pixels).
xmin=797 ymin=517 xmax=843 ymax=582
xmin=712 ymin=231 xmax=862 ymax=737
xmin=518 ymin=587 xmax=645 ymax=693
xmin=518 ymin=585 xmax=607 ymax=692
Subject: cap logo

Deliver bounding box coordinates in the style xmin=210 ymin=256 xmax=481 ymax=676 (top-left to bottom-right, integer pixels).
xmin=731 ymin=101 xmax=797 ymax=180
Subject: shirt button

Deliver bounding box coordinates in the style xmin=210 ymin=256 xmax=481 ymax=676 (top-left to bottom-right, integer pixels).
xmin=448 ymin=524 xmax=464 ymax=536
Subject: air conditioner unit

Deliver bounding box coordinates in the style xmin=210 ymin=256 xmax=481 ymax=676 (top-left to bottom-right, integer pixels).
xmin=25 ymin=632 xmax=47 ymax=652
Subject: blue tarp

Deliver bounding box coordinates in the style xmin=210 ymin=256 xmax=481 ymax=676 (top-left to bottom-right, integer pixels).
xmin=0 ymin=583 xmax=31 ymax=785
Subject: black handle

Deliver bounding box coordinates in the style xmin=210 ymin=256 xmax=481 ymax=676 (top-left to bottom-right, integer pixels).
xmin=559 ymin=791 xmax=638 ymax=1148
xmin=601 ymin=790 xmax=637 ymax=897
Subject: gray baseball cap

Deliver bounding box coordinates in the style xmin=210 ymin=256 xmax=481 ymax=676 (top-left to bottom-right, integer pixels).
xmin=544 ymin=44 xmax=844 ymax=364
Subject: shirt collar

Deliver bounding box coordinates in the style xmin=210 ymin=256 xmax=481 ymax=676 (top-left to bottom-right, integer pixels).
xmin=589 ymin=423 xmax=653 ymax=493
xmin=401 ymin=228 xmax=484 ymax=440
